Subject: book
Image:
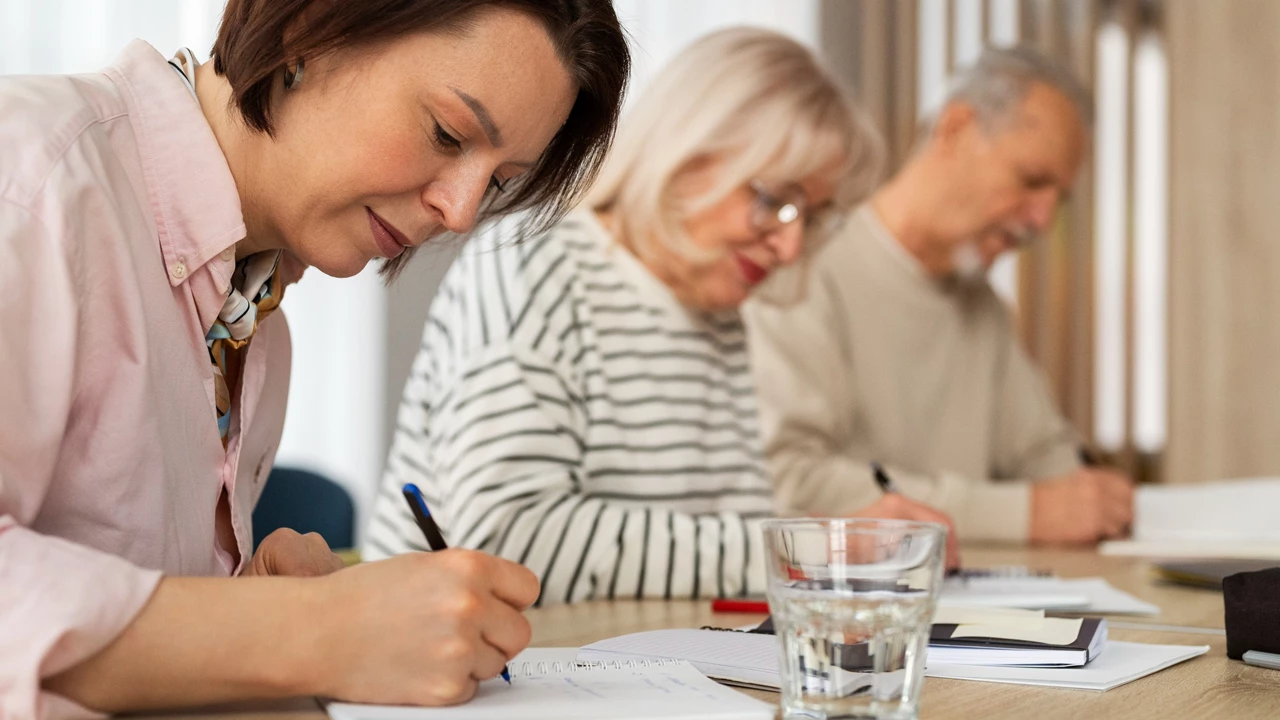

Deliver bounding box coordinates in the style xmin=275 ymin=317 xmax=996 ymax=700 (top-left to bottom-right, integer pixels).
xmin=928 ymin=617 xmax=1108 ymax=667
xmin=754 ymin=608 xmax=1109 ymax=668
xmin=326 ymin=648 xmax=774 ymax=720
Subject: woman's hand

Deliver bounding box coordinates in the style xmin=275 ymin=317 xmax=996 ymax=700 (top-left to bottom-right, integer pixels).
xmin=850 ymin=494 xmax=961 ymax=571
xmin=308 ymin=549 xmax=540 ymax=706
xmin=242 ymin=528 xmax=345 ymax=577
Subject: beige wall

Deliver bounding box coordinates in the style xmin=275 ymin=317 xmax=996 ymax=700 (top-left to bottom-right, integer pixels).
xmin=1166 ymin=0 xmax=1280 ymax=483
xmin=383 ymin=241 xmax=464 ymax=462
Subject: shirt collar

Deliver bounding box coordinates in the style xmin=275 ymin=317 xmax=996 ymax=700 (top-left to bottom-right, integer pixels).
xmin=858 ymin=204 xmax=931 ymax=282
xmin=104 ymin=40 xmax=245 ymax=290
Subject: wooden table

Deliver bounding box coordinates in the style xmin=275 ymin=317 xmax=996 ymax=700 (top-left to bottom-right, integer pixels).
xmin=137 ymin=546 xmax=1280 ymax=720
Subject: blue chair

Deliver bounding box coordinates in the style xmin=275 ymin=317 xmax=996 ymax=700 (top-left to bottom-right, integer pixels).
xmin=252 ymin=467 xmax=355 ymax=551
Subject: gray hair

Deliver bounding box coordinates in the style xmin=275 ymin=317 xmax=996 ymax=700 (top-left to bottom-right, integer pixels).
xmin=922 ymin=46 xmax=1093 ymax=138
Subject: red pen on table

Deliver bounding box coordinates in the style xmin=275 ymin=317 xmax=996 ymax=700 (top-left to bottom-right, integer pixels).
xmin=710 ymin=597 xmax=770 ymax=614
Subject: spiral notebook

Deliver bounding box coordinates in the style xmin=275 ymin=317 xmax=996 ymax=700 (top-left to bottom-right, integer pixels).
xmin=325 ymin=648 xmax=773 ymax=720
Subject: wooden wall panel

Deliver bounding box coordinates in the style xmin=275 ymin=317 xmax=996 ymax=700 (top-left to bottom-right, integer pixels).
xmin=819 ymin=0 xmax=919 ymax=173
xmin=1017 ymin=0 xmax=1101 ymax=440
xmin=1166 ymin=0 xmax=1280 ymax=483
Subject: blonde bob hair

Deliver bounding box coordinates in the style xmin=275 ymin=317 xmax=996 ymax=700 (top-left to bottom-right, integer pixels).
xmin=586 ymin=27 xmax=883 ymax=273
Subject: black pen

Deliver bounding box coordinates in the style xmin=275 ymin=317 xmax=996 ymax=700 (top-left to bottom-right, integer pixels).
xmin=402 ymin=483 xmax=512 ymax=685
xmin=1078 ymin=445 xmax=1100 ymax=467
xmin=872 ymin=461 xmax=900 ymax=494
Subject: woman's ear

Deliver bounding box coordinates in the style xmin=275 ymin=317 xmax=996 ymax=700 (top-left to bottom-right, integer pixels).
xmin=279 ymin=1 xmax=327 ymax=70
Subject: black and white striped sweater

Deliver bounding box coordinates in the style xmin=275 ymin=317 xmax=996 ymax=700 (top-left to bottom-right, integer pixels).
xmin=364 ymin=212 xmax=772 ymax=605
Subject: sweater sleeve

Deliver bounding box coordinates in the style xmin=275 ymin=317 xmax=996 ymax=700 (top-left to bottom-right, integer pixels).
xmin=364 ymin=338 xmax=767 ymax=605
xmin=988 ymin=310 xmax=1083 ymax=482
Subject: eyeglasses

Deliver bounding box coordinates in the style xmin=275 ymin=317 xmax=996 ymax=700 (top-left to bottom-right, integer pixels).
xmin=748 ymin=180 xmax=804 ymax=233
xmin=748 ymin=180 xmax=845 ymax=242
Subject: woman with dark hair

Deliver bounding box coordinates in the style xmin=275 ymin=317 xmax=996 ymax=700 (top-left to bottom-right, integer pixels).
xmin=0 ymin=1 xmax=627 ymax=716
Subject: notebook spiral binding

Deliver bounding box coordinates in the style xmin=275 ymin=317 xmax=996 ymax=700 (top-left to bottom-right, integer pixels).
xmin=517 ymin=658 xmax=683 ymax=676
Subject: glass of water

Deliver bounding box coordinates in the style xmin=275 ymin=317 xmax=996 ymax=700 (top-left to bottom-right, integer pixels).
xmin=762 ymin=518 xmax=947 ymax=720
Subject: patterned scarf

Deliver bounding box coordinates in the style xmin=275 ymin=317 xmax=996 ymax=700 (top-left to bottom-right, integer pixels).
xmin=207 ymin=251 xmax=284 ymax=445
xmin=167 ymin=48 xmax=287 ymax=446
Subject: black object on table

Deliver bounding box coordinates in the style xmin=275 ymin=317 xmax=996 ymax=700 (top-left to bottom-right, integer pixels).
xmin=1224 ymin=567 xmax=1280 ymax=660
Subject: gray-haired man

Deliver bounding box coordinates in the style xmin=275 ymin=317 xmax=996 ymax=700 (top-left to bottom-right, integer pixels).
xmin=746 ymin=47 xmax=1133 ymax=545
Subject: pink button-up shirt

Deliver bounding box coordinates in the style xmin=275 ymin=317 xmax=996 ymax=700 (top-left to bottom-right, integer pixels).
xmin=0 ymin=41 xmax=301 ymax=720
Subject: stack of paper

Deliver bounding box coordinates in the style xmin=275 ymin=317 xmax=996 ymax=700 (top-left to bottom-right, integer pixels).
xmin=939 ymin=576 xmax=1159 ymax=615
xmin=1101 ymin=478 xmax=1280 ymax=560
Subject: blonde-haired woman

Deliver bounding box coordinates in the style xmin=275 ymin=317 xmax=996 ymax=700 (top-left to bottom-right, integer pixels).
xmin=365 ymin=27 xmax=958 ymax=604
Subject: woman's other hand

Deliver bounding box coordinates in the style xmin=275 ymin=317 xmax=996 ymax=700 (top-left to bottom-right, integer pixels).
xmin=242 ymin=528 xmax=345 ymax=577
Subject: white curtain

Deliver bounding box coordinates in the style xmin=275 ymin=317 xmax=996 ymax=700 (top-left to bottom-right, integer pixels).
xmin=1 ymin=0 xmax=818 ymax=538
xmin=613 ymin=0 xmax=819 ymax=105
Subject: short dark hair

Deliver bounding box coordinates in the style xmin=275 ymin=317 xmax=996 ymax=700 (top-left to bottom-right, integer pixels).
xmin=211 ymin=0 xmax=630 ymax=278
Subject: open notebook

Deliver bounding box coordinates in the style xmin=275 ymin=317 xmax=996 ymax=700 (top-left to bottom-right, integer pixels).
xmin=325 ymin=648 xmax=773 ymax=720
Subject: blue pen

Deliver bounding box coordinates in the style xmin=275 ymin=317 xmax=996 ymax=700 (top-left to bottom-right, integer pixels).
xmin=402 ymin=483 xmax=512 ymax=685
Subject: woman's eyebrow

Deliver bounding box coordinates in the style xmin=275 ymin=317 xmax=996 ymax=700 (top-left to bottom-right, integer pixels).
xmin=449 ymin=86 xmax=504 ymax=148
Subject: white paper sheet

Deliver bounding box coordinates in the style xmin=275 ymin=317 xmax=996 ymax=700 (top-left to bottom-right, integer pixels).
xmin=924 ymin=641 xmax=1209 ymax=690
xmin=579 ymin=629 xmax=781 ymax=689
xmin=327 ymin=647 xmax=774 ymax=720
xmin=940 ymin=577 xmax=1159 ymax=615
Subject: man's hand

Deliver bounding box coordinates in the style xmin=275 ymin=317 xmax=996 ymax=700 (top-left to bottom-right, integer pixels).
xmin=851 ymin=493 xmax=961 ymax=571
xmin=242 ymin=528 xmax=345 ymax=577
xmin=1030 ymin=468 xmax=1134 ymax=545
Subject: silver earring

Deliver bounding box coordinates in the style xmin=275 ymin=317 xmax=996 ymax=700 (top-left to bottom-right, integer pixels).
xmin=283 ymin=58 xmax=305 ymax=89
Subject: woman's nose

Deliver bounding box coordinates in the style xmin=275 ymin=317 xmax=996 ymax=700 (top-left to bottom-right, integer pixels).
xmin=768 ymin=220 xmax=806 ymax=266
xmin=422 ymin=173 xmax=490 ymax=236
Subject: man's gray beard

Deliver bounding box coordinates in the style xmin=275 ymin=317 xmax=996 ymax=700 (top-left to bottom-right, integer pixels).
xmin=951 ymin=242 xmax=988 ymax=284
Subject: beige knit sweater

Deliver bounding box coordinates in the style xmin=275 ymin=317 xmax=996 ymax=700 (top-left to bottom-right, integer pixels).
xmin=744 ymin=205 xmax=1080 ymax=542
